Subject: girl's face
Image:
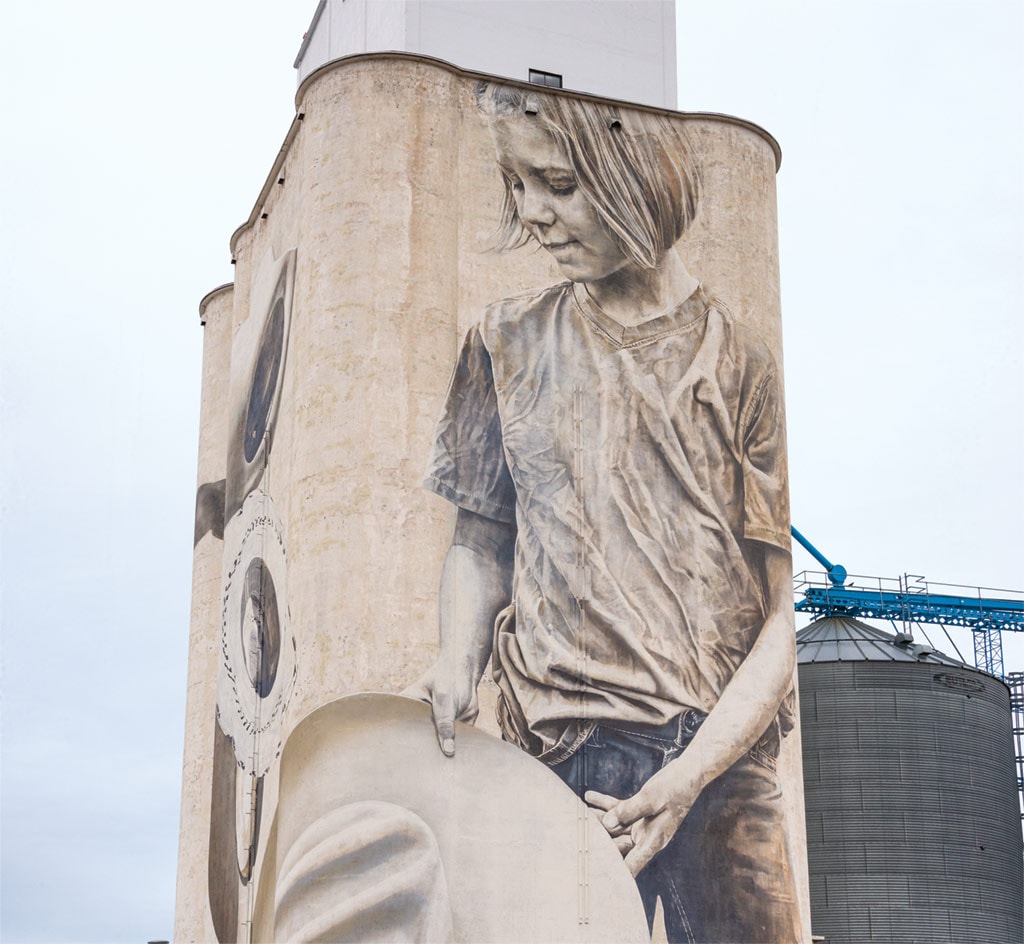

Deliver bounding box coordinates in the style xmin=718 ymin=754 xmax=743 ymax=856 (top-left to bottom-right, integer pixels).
xmin=490 ymin=115 xmax=631 ymax=284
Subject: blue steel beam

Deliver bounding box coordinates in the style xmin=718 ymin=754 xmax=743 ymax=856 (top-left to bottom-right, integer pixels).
xmin=790 ymin=528 xmax=1024 ymax=677
xmin=794 ymin=585 xmax=1024 ymax=631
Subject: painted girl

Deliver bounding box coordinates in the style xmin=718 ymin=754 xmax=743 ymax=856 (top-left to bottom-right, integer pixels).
xmin=408 ymin=83 xmax=799 ymax=943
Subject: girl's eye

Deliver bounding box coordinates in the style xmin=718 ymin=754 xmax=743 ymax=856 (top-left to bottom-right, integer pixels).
xmin=544 ymin=174 xmax=577 ymax=196
xmin=504 ymin=174 xmax=524 ymax=192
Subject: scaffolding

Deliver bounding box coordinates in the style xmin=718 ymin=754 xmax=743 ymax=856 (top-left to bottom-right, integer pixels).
xmin=1009 ymin=673 xmax=1024 ymax=822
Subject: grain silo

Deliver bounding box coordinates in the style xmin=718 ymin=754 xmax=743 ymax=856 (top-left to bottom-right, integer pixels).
xmin=174 ymin=3 xmax=814 ymax=940
xmin=798 ymin=616 xmax=1023 ymax=942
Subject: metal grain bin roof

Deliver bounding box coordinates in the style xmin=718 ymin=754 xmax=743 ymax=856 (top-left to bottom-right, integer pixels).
xmin=796 ymin=615 xmax=970 ymax=668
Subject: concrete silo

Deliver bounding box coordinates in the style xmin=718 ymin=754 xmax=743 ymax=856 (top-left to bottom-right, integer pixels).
xmin=175 ymin=3 xmax=814 ymax=940
xmin=798 ymin=616 xmax=1023 ymax=943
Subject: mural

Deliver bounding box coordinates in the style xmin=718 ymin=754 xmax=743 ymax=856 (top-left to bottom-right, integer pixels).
xmin=195 ymin=249 xmax=298 ymax=942
xmin=225 ymin=256 xmax=295 ymax=520
xmin=405 ymin=83 xmax=799 ymax=943
xmin=182 ymin=66 xmax=802 ymax=944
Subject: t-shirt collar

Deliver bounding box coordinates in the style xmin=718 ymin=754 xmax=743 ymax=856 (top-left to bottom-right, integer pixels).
xmin=570 ymin=281 xmax=711 ymax=347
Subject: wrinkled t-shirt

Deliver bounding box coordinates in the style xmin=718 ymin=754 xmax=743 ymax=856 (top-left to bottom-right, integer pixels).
xmin=425 ymin=281 xmax=790 ymax=760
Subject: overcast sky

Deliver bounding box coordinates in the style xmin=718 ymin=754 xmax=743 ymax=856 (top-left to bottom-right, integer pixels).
xmin=1 ymin=1 xmax=1021 ymax=941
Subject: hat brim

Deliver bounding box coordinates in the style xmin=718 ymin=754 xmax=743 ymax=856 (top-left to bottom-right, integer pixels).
xmin=253 ymin=693 xmax=649 ymax=943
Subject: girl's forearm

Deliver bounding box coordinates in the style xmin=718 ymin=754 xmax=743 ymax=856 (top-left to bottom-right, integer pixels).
xmin=405 ymin=508 xmax=515 ymax=755
xmin=672 ymin=543 xmax=795 ymax=789
xmin=439 ymin=508 xmax=516 ymax=680
xmin=594 ymin=543 xmax=796 ymax=871
xmin=438 ymin=542 xmax=509 ymax=682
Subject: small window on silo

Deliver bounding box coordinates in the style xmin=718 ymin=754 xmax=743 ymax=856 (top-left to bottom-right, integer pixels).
xmin=529 ymin=69 xmax=563 ymax=88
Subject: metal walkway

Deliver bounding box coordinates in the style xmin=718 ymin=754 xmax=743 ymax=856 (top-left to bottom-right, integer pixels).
xmin=793 ymin=570 xmax=1024 ymax=678
xmin=790 ymin=526 xmax=1024 ymax=678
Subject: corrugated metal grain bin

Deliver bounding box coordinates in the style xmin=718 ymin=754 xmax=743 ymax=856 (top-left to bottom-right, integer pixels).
xmin=798 ymin=616 xmax=1023 ymax=943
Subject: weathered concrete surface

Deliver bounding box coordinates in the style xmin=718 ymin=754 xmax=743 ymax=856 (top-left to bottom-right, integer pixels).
xmin=175 ymin=285 xmax=233 ymax=944
xmin=175 ymin=54 xmax=810 ymax=943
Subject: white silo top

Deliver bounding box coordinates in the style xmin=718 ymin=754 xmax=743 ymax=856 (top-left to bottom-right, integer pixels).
xmin=293 ymin=0 xmax=678 ymax=109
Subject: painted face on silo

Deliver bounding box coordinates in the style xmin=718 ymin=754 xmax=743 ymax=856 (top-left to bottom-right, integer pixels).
xmin=490 ymin=115 xmax=630 ymax=284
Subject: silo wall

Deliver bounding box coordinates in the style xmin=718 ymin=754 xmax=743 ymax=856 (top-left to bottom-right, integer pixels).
xmin=800 ymin=659 xmax=1023 ymax=943
xmin=175 ymin=53 xmax=809 ymax=942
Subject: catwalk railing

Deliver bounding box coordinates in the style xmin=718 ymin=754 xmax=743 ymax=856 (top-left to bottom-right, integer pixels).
xmin=793 ymin=570 xmax=1024 ymax=679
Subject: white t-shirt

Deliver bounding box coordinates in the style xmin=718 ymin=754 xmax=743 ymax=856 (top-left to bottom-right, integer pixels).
xmin=426 ymin=281 xmax=790 ymax=760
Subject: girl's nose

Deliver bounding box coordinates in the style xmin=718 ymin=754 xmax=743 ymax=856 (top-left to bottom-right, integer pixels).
xmin=519 ymin=185 xmax=556 ymax=227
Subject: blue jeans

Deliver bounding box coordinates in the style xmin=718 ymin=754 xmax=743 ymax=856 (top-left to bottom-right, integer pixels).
xmin=549 ymin=713 xmax=799 ymax=944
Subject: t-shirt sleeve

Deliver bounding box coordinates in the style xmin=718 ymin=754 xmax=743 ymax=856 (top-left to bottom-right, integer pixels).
xmin=741 ymin=369 xmax=791 ymax=551
xmin=423 ymin=324 xmax=517 ymax=524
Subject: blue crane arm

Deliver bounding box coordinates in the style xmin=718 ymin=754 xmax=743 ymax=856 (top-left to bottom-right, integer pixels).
xmin=791 ymin=525 xmax=847 ymax=586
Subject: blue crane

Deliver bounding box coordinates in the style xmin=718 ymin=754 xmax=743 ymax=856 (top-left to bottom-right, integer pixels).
xmin=790 ymin=526 xmax=1024 ymax=678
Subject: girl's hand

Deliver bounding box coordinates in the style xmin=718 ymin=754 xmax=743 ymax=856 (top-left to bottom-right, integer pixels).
xmin=405 ymin=512 xmax=512 ymax=756
xmin=585 ymin=758 xmax=705 ymax=876
xmin=582 ymin=791 xmax=635 ymax=857
xmin=402 ymin=660 xmax=480 ymax=757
